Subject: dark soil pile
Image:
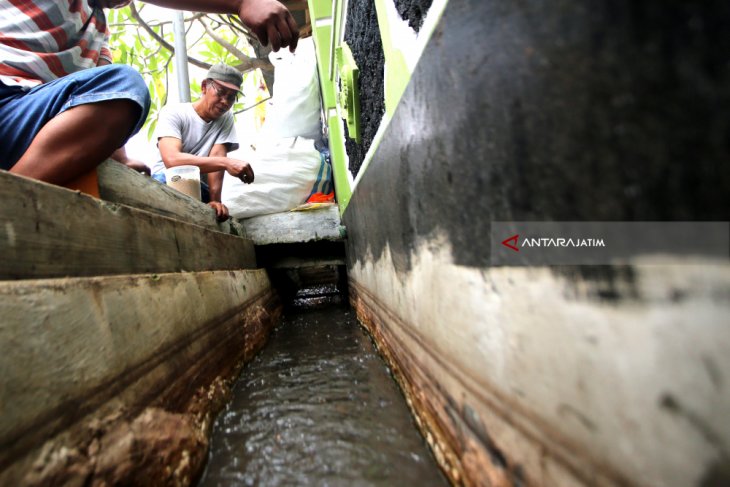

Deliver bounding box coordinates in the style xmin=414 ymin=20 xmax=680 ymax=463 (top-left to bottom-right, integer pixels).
xmin=344 ymin=1 xmax=385 ymax=178
xmin=394 ymin=0 xmax=433 ymax=31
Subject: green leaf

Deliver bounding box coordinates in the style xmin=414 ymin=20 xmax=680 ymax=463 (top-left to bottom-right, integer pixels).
xmin=147 ymin=117 xmax=157 ymax=140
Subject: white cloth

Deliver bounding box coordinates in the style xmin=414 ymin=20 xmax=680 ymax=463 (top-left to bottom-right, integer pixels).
xmin=260 ymin=37 xmax=321 ymax=141
xmin=151 ymin=102 xmax=239 ymax=175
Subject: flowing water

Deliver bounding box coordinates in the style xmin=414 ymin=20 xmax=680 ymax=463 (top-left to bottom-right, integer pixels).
xmin=197 ymin=293 xmax=448 ymax=486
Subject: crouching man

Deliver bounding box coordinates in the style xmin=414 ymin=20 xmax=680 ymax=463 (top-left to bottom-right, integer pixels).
xmin=0 ymin=0 xmax=298 ymax=190
xmin=0 ymin=1 xmax=150 ymax=187
xmin=151 ymin=64 xmax=255 ymax=221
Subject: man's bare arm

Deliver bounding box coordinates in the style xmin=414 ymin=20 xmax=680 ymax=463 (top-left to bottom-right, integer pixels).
xmin=144 ymin=0 xmax=299 ymax=52
xmin=206 ymin=144 xmax=230 ymax=221
xmin=208 ymin=144 xmax=228 ymax=203
xmin=158 ymin=137 xmax=254 ymax=181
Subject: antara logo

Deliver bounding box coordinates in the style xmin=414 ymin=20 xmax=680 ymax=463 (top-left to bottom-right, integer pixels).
xmin=501 ymin=234 xmax=520 ymax=252
xmin=501 ymin=234 xmax=607 ymax=251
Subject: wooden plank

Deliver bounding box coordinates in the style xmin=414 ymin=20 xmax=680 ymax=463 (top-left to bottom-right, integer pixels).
xmin=0 ymin=170 xmax=256 ymax=279
xmin=97 ymin=160 xmax=246 ymax=236
xmin=0 ymin=270 xmax=281 ymax=485
xmin=239 ymin=203 xmax=346 ymax=245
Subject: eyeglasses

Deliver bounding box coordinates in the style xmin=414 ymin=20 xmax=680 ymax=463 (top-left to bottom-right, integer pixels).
xmin=208 ymin=80 xmax=239 ymax=104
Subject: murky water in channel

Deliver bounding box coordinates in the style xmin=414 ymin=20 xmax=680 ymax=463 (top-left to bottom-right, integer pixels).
xmin=197 ymin=297 xmax=448 ymax=486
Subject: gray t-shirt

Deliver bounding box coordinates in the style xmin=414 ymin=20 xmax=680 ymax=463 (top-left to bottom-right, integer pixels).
xmin=150 ymin=103 xmax=239 ymax=175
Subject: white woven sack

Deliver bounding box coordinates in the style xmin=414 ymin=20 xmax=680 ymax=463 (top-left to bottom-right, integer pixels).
xmin=222 ymin=140 xmax=322 ymax=219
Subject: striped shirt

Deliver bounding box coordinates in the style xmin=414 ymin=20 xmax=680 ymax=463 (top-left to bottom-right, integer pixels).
xmin=0 ymin=0 xmax=111 ymax=88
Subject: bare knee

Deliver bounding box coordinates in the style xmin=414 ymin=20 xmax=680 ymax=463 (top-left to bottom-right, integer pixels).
xmin=10 ymin=99 xmax=145 ymax=185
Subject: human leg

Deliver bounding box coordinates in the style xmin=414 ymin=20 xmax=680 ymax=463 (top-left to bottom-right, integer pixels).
xmin=0 ymin=65 xmax=150 ymax=185
xmin=10 ymin=100 xmax=139 ymax=185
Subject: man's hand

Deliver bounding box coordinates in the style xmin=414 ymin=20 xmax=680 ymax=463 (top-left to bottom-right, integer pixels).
xmin=145 ymin=0 xmax=299 ymax=51
xmin=111 ymin=147 xmax=150 ymax=175
xmin=226 ymin=159 xmax=255 ymax=184
xmin=239 ymin=0 xmax=299 ymax=52
xmin=208 ymin=201 xmax=230 ymax=221
xmin=124 ymin=159 xmax=151 ymax=176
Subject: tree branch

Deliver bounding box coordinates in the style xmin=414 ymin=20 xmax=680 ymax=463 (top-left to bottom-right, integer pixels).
xmin=197 ymin=17 xmax=271 ymax=73
xmin=128 ymin=3 xmax=212 ymax=70
xmin=234 ymin=96 xmax=271 ymax=115
xmin=213 ymin=14 xmax=258 ymax=44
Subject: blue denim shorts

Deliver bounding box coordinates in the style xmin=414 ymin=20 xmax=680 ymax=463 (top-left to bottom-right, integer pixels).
xmin=0 ymin=64 xmax=150 ymax=170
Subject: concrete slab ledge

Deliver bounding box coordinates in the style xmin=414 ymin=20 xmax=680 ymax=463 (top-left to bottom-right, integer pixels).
xmin=0 ymin=269 xmax=281 ymax=486
xmin=0 ymin=170 xmax=255 ymax=279
xmin=238 ymin=204 xmax=346 ymax=246
xmin=98 ymin=160 xmax=245 ymax=236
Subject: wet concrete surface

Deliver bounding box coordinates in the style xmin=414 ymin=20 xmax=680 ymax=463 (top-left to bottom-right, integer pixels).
xmin=197 ymin=292 xmax=447 ymax=486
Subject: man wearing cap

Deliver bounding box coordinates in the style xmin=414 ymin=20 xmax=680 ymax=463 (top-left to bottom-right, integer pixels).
xmin=151 ymin=63 xmax=254 ymax=221
xmin=0 ymin=0 xmax=298 ymax=190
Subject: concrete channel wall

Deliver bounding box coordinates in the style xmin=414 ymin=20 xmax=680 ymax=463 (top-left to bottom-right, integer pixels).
xmin=342 ymin=1 xmax=730 ymax=486
xmin=0 ymin=165 xmax=281 ymax=485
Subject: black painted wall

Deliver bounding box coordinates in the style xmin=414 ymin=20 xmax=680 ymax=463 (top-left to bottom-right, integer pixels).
xmin=344 ymin=0 xmax=730 ymax=271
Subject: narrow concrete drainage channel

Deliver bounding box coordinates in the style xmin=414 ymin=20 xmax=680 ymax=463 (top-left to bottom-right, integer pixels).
xmin=197 ymin=284 xmax=448 ymax=486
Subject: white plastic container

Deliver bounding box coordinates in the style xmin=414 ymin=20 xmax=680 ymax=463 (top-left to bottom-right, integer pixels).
xmin=165 ymin=165 xmax=201 ymax=200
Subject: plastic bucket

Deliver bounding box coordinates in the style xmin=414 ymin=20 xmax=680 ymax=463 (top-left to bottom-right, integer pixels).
xmin=165 ymin=165 xmax=201 ymax=200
